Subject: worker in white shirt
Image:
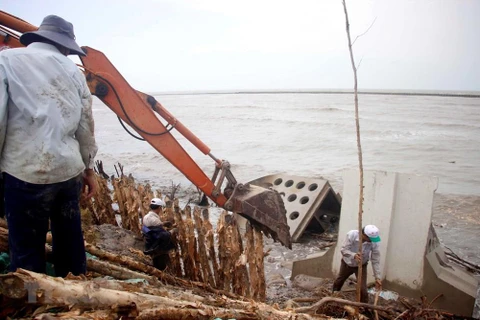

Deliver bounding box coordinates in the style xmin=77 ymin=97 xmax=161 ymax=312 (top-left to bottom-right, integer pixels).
xmin=0 ymin=15 xmax=97 ymax=277
xmin=332 ymin=225 xmax=382 ymax=303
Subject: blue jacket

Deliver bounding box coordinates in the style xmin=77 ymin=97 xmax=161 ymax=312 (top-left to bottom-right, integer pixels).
xmin=142 ymin=225 xmax=175 ymax=254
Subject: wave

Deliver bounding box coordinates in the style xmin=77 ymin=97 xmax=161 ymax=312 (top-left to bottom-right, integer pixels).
xmin=299 ymin=106 xmax=350 ymax=113
xmin=420 ymin=122 xmax=480 ymax=130
xmin=177 ymin=104 xmax=350 ymax=113
xmin=357 ymin=117 xmax=480 ymax=131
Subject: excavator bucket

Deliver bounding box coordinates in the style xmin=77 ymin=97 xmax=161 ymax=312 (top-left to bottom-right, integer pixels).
xmin=224 ymin=183 xmax=292 ymax=249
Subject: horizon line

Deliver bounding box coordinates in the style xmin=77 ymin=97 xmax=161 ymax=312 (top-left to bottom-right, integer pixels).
xmin=148 ymin=88 xmax=480 ymax=98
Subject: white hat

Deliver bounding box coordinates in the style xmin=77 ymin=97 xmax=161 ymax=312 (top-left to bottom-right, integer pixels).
xmin=364 ymin=225 xmax=381 ymax=242
xmin=150 ymin=198 xmax=165 ymax=207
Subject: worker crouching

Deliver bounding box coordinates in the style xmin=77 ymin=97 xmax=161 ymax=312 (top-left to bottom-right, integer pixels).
xmin=332 ymin=225 xmax=382 ymax=303
xmin=142 ymin=198 xmax=176 ymax=271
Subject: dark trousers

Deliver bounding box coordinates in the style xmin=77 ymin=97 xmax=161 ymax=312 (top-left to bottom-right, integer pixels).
xmin=332 ymin=259 xmax=369 ymax=303
xmin=3 ymin=173 xmax=86 ymax=277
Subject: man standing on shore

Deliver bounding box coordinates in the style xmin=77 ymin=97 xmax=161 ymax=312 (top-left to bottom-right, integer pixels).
xmin=332 ymin=225 xmax=382 ymax=303
xmin=0 ymin=15 xmax=97 ymax=277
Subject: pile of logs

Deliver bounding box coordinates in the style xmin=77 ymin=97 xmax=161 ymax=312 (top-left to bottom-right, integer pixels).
xmin=0 ymin=165 xmax=476 ymax=319
xmin=1 ymin=269 xmax=317 ymax=320
xmin=80 ymin=165 xmax=268 ymax=300
xmin=1 ymin=167 xmax=270 ymax=301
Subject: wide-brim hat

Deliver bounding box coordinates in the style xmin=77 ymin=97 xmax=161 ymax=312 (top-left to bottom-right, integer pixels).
xmin=19 ymin=15 xmax=85 ymax=56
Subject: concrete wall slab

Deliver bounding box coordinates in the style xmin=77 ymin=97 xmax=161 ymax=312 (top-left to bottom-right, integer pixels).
xmin=332 ymin=169 xmax=438 ymax=289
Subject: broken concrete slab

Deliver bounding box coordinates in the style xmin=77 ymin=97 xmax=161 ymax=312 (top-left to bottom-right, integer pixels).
xmin=474 ymin=277 xmax=480 ymax=318
xmin=246 ymin=174 xmax=342 ymax=242
xmin=291 ymin=169 xmax=479 ymax=316
xmin=292 ymin=274 xmax=328 ymax=291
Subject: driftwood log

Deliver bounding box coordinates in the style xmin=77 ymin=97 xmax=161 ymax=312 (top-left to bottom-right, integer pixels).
xmin=0 ymin=269 xmax=317 ymax=320
xmin=85 ymin=242 xmax=244 ymax=300
xmin=87 ymin=257 xmax=160 ymax=285
xmin=1 ymin=269 xmax=201 ymax=310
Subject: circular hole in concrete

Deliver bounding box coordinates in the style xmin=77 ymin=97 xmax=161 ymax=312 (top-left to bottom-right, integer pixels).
xmin=274 ymin=178 xmax=283 ymax=186
xmin=285 ymin=180 xmax=294 ymax=187
xmin=289 ymin=211 xmax=300 ymax=220
xmin=296 ymin=181 xmax=306 ymax=189
xmin=300 ymin=196 xmax=309 ymax=204
xmin=279 ymin=192 xmax=285 ymax=197
xmin=308 ymin=183 xmax=318 ymax=191
xmin=287 ymin=194 xmax=297 ymax=202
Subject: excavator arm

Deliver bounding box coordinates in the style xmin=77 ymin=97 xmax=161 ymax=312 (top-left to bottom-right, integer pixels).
xmin=0 ymin=11 xmax=291 ymax=248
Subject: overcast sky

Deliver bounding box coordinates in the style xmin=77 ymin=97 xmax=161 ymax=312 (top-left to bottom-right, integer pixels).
xmin=3 ymin=0 xmax=480 ymax=92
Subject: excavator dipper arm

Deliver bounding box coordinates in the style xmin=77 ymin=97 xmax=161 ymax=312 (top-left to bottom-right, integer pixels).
xmin=0 ymin=11 xmax=291 ymax=248
xmin=79 ymin=47 xmax=229 ymax=206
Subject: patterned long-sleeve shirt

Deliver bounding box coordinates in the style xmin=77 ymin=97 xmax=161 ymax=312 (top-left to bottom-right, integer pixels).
xmin=340 ymin=229 xmax=382 ymax=279
xmin=0 ymin=42 xmax=97 ymax=184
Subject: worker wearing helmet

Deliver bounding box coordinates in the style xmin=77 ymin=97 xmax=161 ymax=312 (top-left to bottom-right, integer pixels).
xmin=332 ymin=225 xmax=382 ymax=303
xmin=142 ymin=198 xmax=176 ymax=270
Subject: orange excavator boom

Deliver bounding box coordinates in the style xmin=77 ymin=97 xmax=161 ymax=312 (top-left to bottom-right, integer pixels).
xmin=0 ymin=10 xmax=291 ymax=248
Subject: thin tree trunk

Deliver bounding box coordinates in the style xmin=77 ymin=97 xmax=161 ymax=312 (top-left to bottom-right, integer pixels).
xmin=342 ymin=0 xmax=365 ymax=303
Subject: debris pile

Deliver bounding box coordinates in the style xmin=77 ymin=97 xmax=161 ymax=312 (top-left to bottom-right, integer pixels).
xmin=0 ymin=164 xmax=476 ymax=319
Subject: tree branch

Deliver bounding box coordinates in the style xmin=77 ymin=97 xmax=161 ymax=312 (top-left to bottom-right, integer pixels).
xmin=352 ymin=17 xmax=377 ymax=46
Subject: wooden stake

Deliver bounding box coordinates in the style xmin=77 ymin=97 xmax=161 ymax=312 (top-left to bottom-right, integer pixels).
xmin=173 ymin=204 xmax=194 ymax=280
xmin=342 ymin=0 xmax=365 ymax=303
xmin=253 ymin=225 xmax=266 ymax=301
xmin=193 ymin=207 xmax=215 ymax=287
xmin=202 ymin=208 xmax=220 ymax=288
xmin=231 ymin=215 xmax=249 ymax=297
xmin=245 ymin=222 xmax=260 ymax=299
xmin=184 ymin=205 xmax=202 ymax=282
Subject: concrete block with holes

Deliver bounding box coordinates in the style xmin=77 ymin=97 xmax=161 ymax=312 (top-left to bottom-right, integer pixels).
xmin=246 ymin=174 xmax=342 ymax=242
